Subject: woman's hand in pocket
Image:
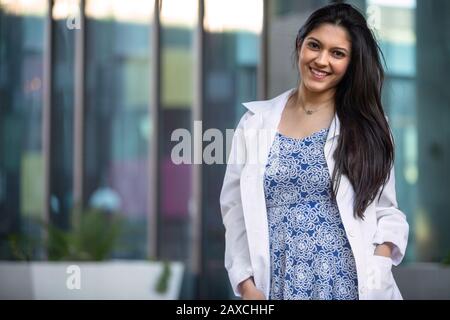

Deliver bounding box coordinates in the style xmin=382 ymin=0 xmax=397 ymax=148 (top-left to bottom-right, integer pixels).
xmin=366 ymin=254 xmax=395 ymax=299
xmin=239 ymin=278 xmax=266 ymax=300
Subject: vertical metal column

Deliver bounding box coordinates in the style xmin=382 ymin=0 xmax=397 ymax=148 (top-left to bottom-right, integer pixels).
xmin=73 ymin=0 xmax=85 ymax=213
xmin=258 ymin=0 xmax=268 ymax=100
xmin=42 ymin=0 xmax=53 ymax=254
xmin=148 ymin=0 xmax=161 ymax=260
xmin=192 ymin=0 xmax=204 ymax=276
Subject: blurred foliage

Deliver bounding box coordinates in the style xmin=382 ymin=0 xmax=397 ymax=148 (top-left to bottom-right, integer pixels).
xmin=442 ymin=251 xmax=450 ymax=266
xmin=46 ymin=206 xmax=123 ymax=261
xmin=155 ymin=260 xmax=172 ymax=294
xmin=9 ymin=206 xmax=123 ymax=261
xmin=8 ymin=233 xmax=37 ymax=261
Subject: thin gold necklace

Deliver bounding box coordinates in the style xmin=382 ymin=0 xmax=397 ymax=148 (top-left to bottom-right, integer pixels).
xmin=297 ymin=96 xmax=331 ymax=115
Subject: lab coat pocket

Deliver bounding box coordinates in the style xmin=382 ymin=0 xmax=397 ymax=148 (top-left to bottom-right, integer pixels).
xmin=366 ymin=255 xmax=395 ymax=300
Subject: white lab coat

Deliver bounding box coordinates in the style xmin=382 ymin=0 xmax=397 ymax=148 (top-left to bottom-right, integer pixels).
xmin=220 ymin=89 xmax=409 ymax=300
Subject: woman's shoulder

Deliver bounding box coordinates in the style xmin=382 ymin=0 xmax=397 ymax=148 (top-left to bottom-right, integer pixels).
xmin=241 ymin=88 xmax=295 ymax=115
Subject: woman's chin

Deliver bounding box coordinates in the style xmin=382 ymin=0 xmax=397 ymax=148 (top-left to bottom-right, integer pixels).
xmin=303 ymin=82 xmax=330 ymax=93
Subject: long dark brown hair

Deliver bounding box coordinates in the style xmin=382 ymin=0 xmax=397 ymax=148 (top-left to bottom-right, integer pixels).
xmin=293 ymin=3 xmax=394 ymax=219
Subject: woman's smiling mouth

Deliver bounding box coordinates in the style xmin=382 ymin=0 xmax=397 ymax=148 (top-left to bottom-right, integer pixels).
xmin=309 ymin=67 xmax=331 ymax=80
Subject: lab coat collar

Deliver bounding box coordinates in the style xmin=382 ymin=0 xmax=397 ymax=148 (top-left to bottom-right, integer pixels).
xmin=242 ymin=88 xmax=341 ymax=142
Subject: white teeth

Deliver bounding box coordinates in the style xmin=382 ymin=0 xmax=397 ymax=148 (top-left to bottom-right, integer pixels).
xmin=310 ymin=68 xmax=328 ymax=77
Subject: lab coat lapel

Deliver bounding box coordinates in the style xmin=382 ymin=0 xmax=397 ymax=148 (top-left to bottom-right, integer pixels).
xmin=239 ymin=90 xmax=292 ymax=296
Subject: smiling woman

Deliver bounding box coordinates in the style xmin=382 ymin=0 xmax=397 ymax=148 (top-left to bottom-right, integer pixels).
xmin=298 ymin=24 xmax=352 ymax=94
xmin=220 ymin=3 xmax=409 ymax=301
xmin=289 ymin=23 xmax=352 ymax=118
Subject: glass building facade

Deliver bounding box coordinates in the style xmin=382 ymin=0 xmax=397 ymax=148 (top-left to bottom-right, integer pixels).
xmin=0 ymin=0 xmax=449 ymax=299
xmin=1 ymin=0 xmax=48 ymax=260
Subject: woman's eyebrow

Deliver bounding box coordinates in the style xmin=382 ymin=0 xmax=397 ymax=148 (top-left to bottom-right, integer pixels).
xmin=306 ymin=36 xmax=350 ymax=53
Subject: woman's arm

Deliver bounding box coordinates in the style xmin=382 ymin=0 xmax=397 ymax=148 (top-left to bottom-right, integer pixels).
xmin=373 ymin=166 xmax=409 ymax=265
xmin=374 ymin=242 xmax=394 ymax=258
xmin=220 ymin=111 xmax=254 ymax=297
xmin=238 ymin=277 xmax=266 ymax=300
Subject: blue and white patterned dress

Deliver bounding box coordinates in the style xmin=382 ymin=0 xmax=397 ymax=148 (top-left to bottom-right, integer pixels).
xmin=263 ymin=128 xmax=359 ymax=300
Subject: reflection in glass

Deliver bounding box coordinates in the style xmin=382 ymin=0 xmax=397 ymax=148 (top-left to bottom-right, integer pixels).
xmin=84 ymin=0 xmax=154 ymax=259
xmin=204 ymin=0 xmax=263 ymax=33
xmin=52 ymin=0 xmax=79 ymax=20
xmin=50 ymin=0 xmax=77 ymax=230
xmin=85 ymin=0 xmax=152 ymax=23
xmin=366 ymin=0 xmax=416 ymax=76
xmin=203 ymin=0 xmax=262 ymax=298
xmin=161 ymin=0 xmax=197 ymax=28
xmin=0 ymin=0 xmax=47 ymax=259
xmin=415 ymin=0 xmax=450 ymax=262
xmin=159 ymin=0 xmax=196 ymax=298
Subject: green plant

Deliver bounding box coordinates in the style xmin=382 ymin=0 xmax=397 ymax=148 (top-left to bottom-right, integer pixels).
xmin=155 ymin=260 xmax=172 ymax=294
xmin=8 ymin=233 xmax=38 ymax=261
xmin=8 ymin=207 xmax=123 ymax=261
xmin=45 ymin=206 xmax=123 ymax=261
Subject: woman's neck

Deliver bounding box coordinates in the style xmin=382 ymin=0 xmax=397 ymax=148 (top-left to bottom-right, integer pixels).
xmin=294 ymin=82 xmax=336 ymax=113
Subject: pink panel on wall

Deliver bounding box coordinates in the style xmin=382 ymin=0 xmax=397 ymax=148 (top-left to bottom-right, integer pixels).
xmin=161 ymin=156 xmax=191 ymax=219
xmin=109 ymin=158 xmax=149 ymax=218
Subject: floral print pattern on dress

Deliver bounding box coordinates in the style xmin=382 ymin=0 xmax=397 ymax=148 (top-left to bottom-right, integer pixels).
xmin=264 ymin=128 xmax=358 ymax=300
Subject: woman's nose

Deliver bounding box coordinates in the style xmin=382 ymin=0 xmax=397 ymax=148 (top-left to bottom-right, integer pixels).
xmin=315 ymin=51 xmax=329 ymax=66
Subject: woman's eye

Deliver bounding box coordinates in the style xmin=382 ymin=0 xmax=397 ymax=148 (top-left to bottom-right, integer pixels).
xmin=308 ymin=42 xmax=319 ymax=49
xmin=334 ymin=51 xmax=345 ymax=58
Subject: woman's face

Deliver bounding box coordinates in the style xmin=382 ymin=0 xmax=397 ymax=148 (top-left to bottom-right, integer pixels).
xmin=298 ymin=23 xmax=352 ymax=93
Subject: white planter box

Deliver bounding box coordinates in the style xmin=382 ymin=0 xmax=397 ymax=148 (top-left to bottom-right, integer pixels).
xmin=0 ymin=261 xmax=184 ymax=300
